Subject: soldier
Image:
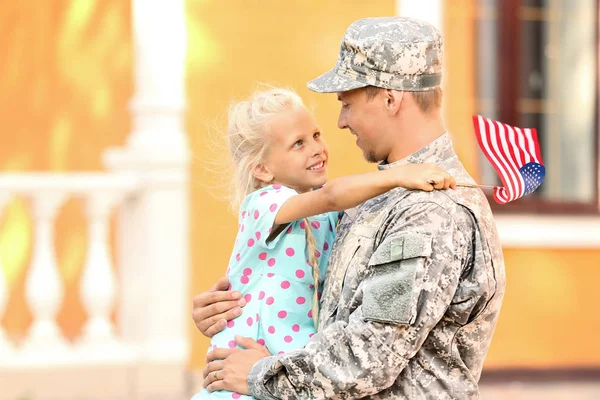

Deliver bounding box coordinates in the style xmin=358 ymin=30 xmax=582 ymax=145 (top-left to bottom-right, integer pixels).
xmin=194 ymin=16 xmax=506 ymax=399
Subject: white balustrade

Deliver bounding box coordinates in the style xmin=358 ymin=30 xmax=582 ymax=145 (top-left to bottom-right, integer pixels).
xmin=78 ymin=190 xmax=122 ymax=348
xmin=0 ymin=193 xmax=13 ymax=356
xmin=23 ymin=190 xmax=69 ymax=355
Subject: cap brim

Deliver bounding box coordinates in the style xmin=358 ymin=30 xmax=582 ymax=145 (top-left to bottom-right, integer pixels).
xmin=307 ymin=69 xmax=368 ymax=93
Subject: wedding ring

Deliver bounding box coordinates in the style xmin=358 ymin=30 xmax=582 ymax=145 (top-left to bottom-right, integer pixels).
xmin=213 ymin=371 xmax=218 ymax=380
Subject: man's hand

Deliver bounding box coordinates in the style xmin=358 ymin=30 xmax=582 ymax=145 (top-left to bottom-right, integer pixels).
xmin=192 ymin=277 xmax=247 ymax=338
xmin=202 ymin=336 xmax=271 ymax=395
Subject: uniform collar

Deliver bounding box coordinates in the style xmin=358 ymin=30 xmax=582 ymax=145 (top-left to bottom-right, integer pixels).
xmin=378 ymin=132 xmax=453 ymax=170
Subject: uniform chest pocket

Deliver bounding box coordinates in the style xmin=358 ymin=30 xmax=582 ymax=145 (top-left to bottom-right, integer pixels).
xmin=362 ymin=234 xmax=432 ymax=325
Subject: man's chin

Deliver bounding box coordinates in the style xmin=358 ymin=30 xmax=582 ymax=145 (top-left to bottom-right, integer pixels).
xmin=362 ymin=151 xmax=382 ymax=164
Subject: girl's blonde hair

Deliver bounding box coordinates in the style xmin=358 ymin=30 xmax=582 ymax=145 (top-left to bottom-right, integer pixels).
xmin=226 ymin=87 xmax=321 ymax=329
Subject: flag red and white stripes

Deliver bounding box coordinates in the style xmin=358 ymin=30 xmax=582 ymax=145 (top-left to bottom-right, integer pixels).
xmin=472 ymin=115 xmax=545 ymax=204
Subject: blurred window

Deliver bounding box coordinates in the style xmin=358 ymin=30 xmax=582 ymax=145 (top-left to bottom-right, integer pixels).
xmin=475 ymin=0 xmax=599 ymax=213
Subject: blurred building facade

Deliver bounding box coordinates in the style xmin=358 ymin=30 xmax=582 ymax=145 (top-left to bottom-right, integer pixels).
xmin=0 ymin=0 xmax=598 ymax=399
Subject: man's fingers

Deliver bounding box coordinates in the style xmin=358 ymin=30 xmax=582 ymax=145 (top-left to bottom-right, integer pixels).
xmin=206 ymin=347 xmax=237 ymax=363
xmin=193 ymin=289 xmax=241 ymax=309
xmin=202 ymin=319 xmax=226 ymax=338
xmin=212 ymin=276 xmax=231 ymax=292
xmin=202 ymin=359 xmax=225 ymax=379
xmin=206 ymin=380 xmax=227 ymax=393
xmin=195 ymin=300 xmax=244 ymax=333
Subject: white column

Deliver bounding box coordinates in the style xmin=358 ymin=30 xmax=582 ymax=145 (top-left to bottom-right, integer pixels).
xmin=103 ymin=0 xmax=190 ymax=396
xmin=78 ymin=191 xmax=122 ymax=347
xmin=0 ymin=193 xmax=14 ymax=355
xmin=396 ymin=0 xmax=444 ymax=32
xmin=23 ymin=191 xmax=68 ymax=353
xmin=127 ymin=0 xmax=188 ymax=154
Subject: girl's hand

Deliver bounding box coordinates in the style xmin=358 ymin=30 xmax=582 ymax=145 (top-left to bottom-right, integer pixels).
xmin=395 ymin=163 xmax=456 ymax=191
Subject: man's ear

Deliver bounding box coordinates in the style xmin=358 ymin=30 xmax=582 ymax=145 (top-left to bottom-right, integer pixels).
xmin=385 ymin=89 xmax=404 ymax=115
xmin=253 ymin=163 xmax=274 ymax=183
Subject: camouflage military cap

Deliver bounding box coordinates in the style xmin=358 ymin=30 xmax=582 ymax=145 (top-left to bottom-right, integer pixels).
xmin=308 ymin=17 xmax=443 ymax=93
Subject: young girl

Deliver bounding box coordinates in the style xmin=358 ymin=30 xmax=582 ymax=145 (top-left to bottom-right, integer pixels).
xmin=193 ymin=88 xmax=454 ymax=400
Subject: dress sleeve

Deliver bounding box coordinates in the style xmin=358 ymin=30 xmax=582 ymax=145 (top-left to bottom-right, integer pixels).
xmin=244 ymin=185 xmax=299 ymax=249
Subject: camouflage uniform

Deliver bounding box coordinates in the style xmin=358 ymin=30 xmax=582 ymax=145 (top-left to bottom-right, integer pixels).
xmin=248 ymin=17 xmax=506 ymax=400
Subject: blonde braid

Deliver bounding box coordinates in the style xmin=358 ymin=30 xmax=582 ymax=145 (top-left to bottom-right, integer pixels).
xmin=303 ymin=218 xmax=320 ymax=330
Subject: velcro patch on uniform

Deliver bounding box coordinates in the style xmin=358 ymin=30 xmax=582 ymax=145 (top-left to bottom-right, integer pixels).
xmin=363 ymin=234 xmax=431 ymax=325
xmin=368 ymin=234 xmax=432 ymax=267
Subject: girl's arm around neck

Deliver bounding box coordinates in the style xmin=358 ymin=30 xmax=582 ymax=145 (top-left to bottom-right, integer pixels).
xmin=273 ymin=164 xmax=454 ymax=225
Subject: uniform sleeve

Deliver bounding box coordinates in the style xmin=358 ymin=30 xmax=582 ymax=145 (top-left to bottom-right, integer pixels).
xmin=248 ymin=201 xmax=472 ymax=400
xmin=246 ymin=185 xmax=299 ymax=249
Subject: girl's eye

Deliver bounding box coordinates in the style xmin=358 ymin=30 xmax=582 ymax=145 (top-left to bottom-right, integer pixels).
xmin=313 ymin=132 xmax=321 ymax=139
xmin=293 ymin=140 xmax=303 ymax=147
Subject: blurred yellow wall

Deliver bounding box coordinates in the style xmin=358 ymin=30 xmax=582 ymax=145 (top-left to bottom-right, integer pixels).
xmin=1 ymin=0 xmax=599 ymax=372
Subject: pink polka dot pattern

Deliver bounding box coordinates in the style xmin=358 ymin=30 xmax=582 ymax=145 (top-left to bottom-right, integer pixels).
xmin=232 ymin=393 xmax=241 ymax=399
xmin=273 ymin=184 xmax=282 ymax=189
xmin=210 ymin=185 xmax=338 ymax=369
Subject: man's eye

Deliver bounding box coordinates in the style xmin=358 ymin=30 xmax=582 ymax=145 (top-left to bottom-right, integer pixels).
xmin=313 ymin=132 xmax=321 ymax=139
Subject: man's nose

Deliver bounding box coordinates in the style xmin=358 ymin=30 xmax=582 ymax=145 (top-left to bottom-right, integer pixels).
xmin=337 ymin=109 xmax=348 ymax=130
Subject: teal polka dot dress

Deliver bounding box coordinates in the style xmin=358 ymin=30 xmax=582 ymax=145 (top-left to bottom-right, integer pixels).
xmin=192 ymin=185 xmax=339 ymax=400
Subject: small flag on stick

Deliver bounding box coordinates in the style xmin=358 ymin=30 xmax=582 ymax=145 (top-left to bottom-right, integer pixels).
xmin=472 ymin=115 xmax=545 ymax=204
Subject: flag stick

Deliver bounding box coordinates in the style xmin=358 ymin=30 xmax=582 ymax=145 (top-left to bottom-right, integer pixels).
xmin=427 ymin=180 xmax=497 ymax=190
xmin=456 ymin=182 xmax=498 ymax=190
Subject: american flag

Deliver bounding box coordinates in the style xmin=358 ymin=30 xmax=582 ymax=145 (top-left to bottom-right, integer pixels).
xmin=473 ymin=115 xmax=545 ymax=204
